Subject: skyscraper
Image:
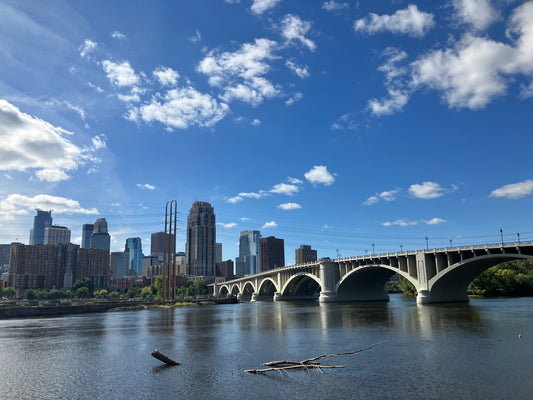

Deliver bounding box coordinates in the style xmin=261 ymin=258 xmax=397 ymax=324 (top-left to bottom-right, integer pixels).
xmin=295 ymin=245 xmax=317 ymax=265
xmin=259 ymin=236 xmax=285 ymax=272
xmin=44 ymin=225 xmax=71 ymax=245
xmin=125 ymin=237 xmax=143 ymax=276
xmin=216 ymin=243 xmax=222 ymax=263
xmin=90 ymin=218 xmax=110 ymax=251
xmin=81 ymin=224 xmax=94 ymax=248
xmin=235 ymin=230 xmax=261 ymax=276
xmin=29 ymin=209 xmax=52 ymax=245
xmin=150 ymin=231 xmax=174 ymax=260
xmin=186 ymin=201 xmax=216 ymax=277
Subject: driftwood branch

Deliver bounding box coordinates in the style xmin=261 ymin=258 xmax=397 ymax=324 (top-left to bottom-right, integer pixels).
xmin=245 ymin=341 xmax=386 ymax=375
xmin=151 ymin=349 xmax=181 ymax=366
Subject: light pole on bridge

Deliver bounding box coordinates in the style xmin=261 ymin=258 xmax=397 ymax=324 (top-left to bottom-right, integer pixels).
xmin=500 ymin=228 xmax=504 ymax=245
xmin=371 ymin=243 xmax=375 ymax=256
xmin=517 ymin=232 xmax=520 ymax=243
xmin=449 ymin=239 xmax=453 ymax=248
xmin=425 ymin=236 xmax=429 ymax=251
xmin=400 ymin=244 xmax=403 ymax=252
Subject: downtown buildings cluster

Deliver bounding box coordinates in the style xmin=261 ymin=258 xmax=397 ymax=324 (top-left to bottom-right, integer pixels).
xmin=0 ymin=201 xmax=317 ymax=294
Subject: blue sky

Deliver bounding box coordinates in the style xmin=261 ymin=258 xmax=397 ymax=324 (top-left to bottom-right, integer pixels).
xmin=1 ymin=0 xmax=533 ymax=265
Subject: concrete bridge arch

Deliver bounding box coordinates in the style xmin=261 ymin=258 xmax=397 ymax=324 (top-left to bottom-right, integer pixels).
xmin=279 ymin=272 xmax=322 ymax=300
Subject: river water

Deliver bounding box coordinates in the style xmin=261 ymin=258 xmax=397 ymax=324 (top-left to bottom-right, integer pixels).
xmin=0 ymin=294 xmax=531 ymax=400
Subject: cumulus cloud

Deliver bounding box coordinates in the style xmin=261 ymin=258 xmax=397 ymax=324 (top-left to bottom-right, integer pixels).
xmin=490 ymin=180 xmax=533 ymax=199
xmin=0 ymin=194 xmax=98 ymax=220
xmin=408 ymin=181 xmax=445 ymax=199
xmin=226 ymin=177 xmax=303 ymax=203
xmin=0 ymin=99 xmax=100 ymax=181
xmin=285 ymin=92 xmax=303 ymax=106
xmin=354 ymin=5 xmax=434 ymax=37
xmin=278 ymin=202 xmax=302 ymax=210
xmin=251 ymin=118 xmax=261 ymax=126
xmin=111 ymin=31 xmax=127 ymax=40
xmin=197 ymin=38 xmax=280 ymax=106
xmin=153 ymin=66 xmax=179 ymax=86
xmin=188 ymin=29 xmax=202 ymax=43
xmin=382 ymin=217 xmax=446 ymax=227
xmin=126 ymin=87 xmax=229 ymax=130
xmin=79 ymin=39 xmax=97 ymax=58
xmin=280 ymin=14 xmax=316 ymax=51
xmin=330 ymin=113 xmax=358 ymax=130
xmin=322 ymin=1 xmax=349 ymax=11
xmin=217 ymin=222 xmax=237 ymax=228
xmin=102 ymin=60 xmax=140 ymax=87
xmin=137 ymin=183 xmax=156 ymax=190
xmin=286 ymin=60 xmax=310 ymax=78
xmin=270 ymin=183 xmax=300 ymax=195
xmin=262 ymin=221 xmax=278 ymax=228
xmin=251 ymin=0 xmax=281 ymax=15
xmin=304 ymin=165 xmax=336 ymax=186
xmin=370 ymin=2 xmax=533 ymax=115
xmin=363 ymin=188 xmax=401 ymax=205
xmin=452 ymin=0 xmax=499 ymax=30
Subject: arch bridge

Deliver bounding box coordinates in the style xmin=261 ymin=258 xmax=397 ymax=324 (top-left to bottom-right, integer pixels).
xmin=213 ymin=241 xmax=533 ymax=304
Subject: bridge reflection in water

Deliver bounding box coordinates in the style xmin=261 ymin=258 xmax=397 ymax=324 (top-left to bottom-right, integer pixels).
xmin=214 ymin=242 xmax=533 ymax=305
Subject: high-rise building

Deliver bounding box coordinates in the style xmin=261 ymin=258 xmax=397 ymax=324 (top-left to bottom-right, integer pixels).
xmin=81 ymin=224 xmax=94 ymax=248
xmin=295 ymin=245 xmax=317 ymax=265
xmin=216 ymin=260 xmax=234 ymax=279
xmin=29 ymin=209 xmax=52 ymax=245
xmin=90 ymin=218 xmax=110 ymax=251
xmin=235 ymin=230 xmax=261 ymax=276
xmin=150 ymin=232 xmax=175 ymax=260
xmin=110 ymin=252 xmax=128 ymax=277
xmin=259 ymin=236 xmax=285 ymax=272
xmin=77 ymin=248 xmax=110 ymax=289
xmin=216 ymin=243 xmax=222 ymax=263
xmin=44 ymin=225 xmax=71 ymax=245
xmin=186 ymin=201 xmax=216 ymax=277
xmin=125 ymin=237 xmax=143 ymax=276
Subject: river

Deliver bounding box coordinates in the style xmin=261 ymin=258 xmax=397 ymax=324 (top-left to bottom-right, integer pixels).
xmin=0 ymin=294 xmax=531 ymax=399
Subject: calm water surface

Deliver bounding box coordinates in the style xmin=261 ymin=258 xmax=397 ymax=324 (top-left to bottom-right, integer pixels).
xmin=0 ymin=295 xmax=532 ymax=400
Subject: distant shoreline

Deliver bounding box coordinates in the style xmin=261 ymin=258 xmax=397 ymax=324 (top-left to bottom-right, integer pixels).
xmin=0 ymin=297 xmax=238 ymax=319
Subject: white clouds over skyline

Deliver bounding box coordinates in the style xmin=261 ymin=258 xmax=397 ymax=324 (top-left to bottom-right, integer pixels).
xmin=408 ymin=181 xmax=446 ymax=199
xmin=382 ymin=217 xmax=446 ymax=227
xmin=453 ymin=0 xmax=499 ymax=31
xmin=262 ymin=220 xmax=278 ymax=228
xmin=304 ymin=165 xmax=336 ymax=186
xmin=490 ymin=180 xmax=533 ymax=199
xmin=251 ymin=0 xmax=281 ymax=15
xmin=278 ymin=202 xmax=302 ymax=210
xmin=280 ymin=14 xmax=316 ymax=51
xmin=0 ymin=194 xmax=98 ymax=219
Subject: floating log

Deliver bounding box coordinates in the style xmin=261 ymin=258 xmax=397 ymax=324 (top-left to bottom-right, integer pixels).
xmin=151 ymin=349 xmax=181 ymax=365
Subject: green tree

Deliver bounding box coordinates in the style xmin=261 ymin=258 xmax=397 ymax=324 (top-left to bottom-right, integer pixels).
xmin=398 ymin=276 xmax=417 ymax=297
xmin=95 ymin=289 xmax=108 ymax=299
xmin=141 ymin=286 xmax=152 ymax=298
xmin=25 ymin=289 xmax=36 ymax=300
xmin=75 ymin=287 xmax=90 ymax=298
xmin=73 ymin=277 xmax=94 ymax=294
xmin=2 ymin=286 xmax=16 ymax=298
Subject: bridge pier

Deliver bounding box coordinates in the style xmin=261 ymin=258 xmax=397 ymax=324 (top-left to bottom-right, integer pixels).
xmin=319 ymin=291 xmax=337 ymax=302
xmin=319 ymin=259 xmax=339 ymax=303
xmin=416 ymin=290 xmax=431 ymax=304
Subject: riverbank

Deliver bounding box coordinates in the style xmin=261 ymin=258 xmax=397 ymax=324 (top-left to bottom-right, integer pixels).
xmin=0 ymin=297 xmax=238 ymax=319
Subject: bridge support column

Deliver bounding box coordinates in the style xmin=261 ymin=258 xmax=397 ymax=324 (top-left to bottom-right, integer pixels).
xmin=251 ymin=292 xmax=258 ymax=302
xmin=319 ymin=259 xmax=339 ymax=303
xmin=416 ymin=290 xmax=431 ymax=304
xmin=273 ymin=292 xmax=282 ymax=301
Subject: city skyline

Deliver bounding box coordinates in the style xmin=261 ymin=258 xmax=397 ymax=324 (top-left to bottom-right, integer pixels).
xmin=1 ymin=1 xmax=533 ymax=265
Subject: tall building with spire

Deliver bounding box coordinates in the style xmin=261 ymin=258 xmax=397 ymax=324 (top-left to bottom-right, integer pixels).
xmin=29 ymin=209 xmax=52 ymax=245
xmin=235 ymin=230 xmax=261 ymax=277
xmin=186 ymin=201 xmax=216 ymax=277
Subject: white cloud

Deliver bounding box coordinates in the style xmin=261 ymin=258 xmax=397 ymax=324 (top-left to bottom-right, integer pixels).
xmin=278 ymin=202 xmax=302 ymax=210
xmin=240 ymin=217 xmax=250 ymax=221
xmin=453 ymin=0 xmax=499 ymax=30
xmin=251 ymin=0 xmax=281 ymax=15
xmin=286 ymin=60 xmax=310 ymax=78
xmin=111 ymin=31 xmax=127 ymax=40
xmin=0 ymin=99 xmax=100 ymax=181
xmin=490 ymin=179 xmax=533 ymax=199
xmin=102 ymin=60 xmax=140 ymax=87
xmin=354 ymin=5 xmax=434 ymax=37
xmin=408 ymin=181 xmax=445 ymax=199
xmin=322 ymin=1 xmax=349 ymax=11
xmin=91 ymin=135 xmax=107 ymax=150
xmin=188 ymin=29 xmax=202 ymax=43
xmin=262 ymin=221 xmax=278 ymax=229
xmin=304 ymin=165 xmax=336 ymax=186
xmin=382 ymin=217 xmax=446 ymax=227
xmin=364 ymin=188 xmax=401 ymax=205
xmin=79 ymin=39 xmax=97 ymax=58
xmin=217 ymin=222 xmax=237 ymax=228
xmin=0 ymin=194 xmax=98 ymax=220
xmin=227 ymin=196 xmax=243 ymax=204
xmin=288 ymin=177 xmax=303 ymax=185
xmin=251 ymin=118 xmax=261 ymax=126
xmin=127 ymin=87 xmax=229 ymax=130
xmin=197 ymin=38 xmax=280 ymax=106
xmin=270 ymin=182 xmax=300 ymax=195
xmin=280 ymin=14 xmax=316 ymax=51
xmin=285 ymin=92 xmax=303 ymax=106
xmin=330 ymin=113 xmax=358 ymax=130
xmin=137 ymin=183 xmax=156 ymax=190
xmin=153 ymin=66 xmax=180 ymax=86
